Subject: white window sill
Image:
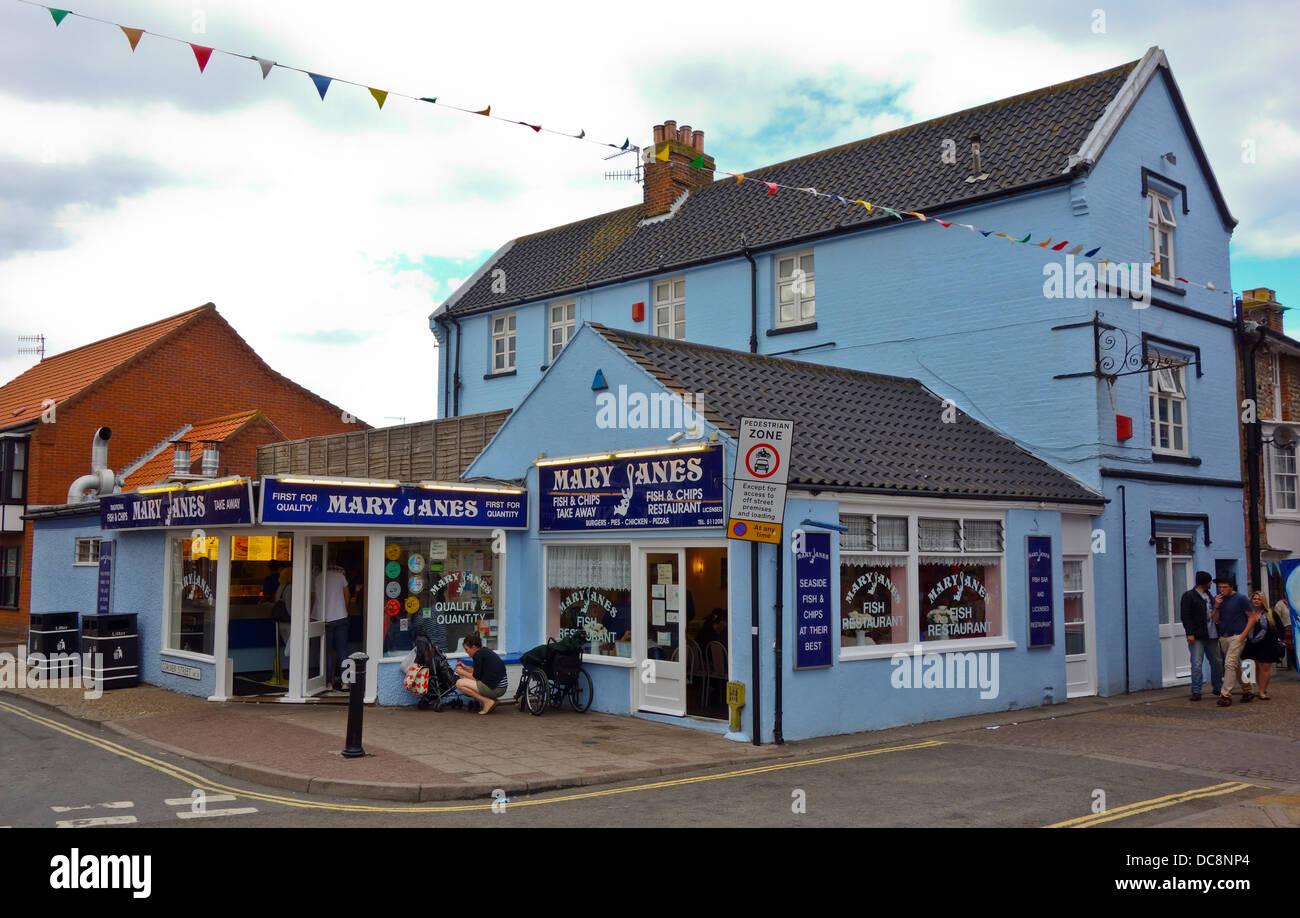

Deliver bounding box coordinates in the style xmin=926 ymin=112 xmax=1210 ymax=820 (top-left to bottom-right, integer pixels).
xmin=1150 ymin=448 xmax=1191 ymax=459
xmin=160 ymin=649 xmax=215 ymax=664
xmin=71 ymin=562 xmax=99 ymax=567
xmin=840 ymin=638 xmax=1017 ymax=661
xmin=582 ymin=653 xmax=635 ymax=667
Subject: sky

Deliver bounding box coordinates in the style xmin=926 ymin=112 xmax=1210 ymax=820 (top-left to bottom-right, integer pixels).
xmin=1 ymin=0 xmax=1297 ymax=429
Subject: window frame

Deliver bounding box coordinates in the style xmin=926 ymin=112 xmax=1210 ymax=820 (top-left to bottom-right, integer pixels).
xmin=838 ymin=509 xmax=1010 ymax=661
xmin=1147 ymin=190 xmax=1176 ymax=281
xmin=74 ymin=537 xmax=102 ymax=566
xmin=490 ymin=312 xmax=517 ymax=375
xmin=1062 ymin=557 xmax=1087 ymax=658
xmin=0 ymin=438 xmax=28 ymax=505
xmin=1268 ymin=438 xmax=1299 ymax=515
xmin=774 ymin=249 xmax=815 ymax=328
xmin=0 ymin=544 xmax=19 ymax=609
xmin=547 ymin=299 xmax=576 ymax=364
xmin=1147 ymin=350 xmax=1190 ymax=457
xmin=653 ymin=276 xmax=686 ymax=340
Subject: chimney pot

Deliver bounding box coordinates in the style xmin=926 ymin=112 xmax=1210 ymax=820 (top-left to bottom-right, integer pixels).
xmin=173 ymin=441 xmax=191 ymax=475
xmin=679 ymin=125 xmax=692 ymax=144
xmin=663 ymin=119 xmax=677 ymax=140
xmin=692 ymin=130 xmax=704 ymax=151
xmin=653 ymin=124 xmax=665 ymax=144
xmin=201 ymin=442 xmax=220 ymax=477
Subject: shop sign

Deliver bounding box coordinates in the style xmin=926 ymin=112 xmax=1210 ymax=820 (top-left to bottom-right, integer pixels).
xmin=1027 ymin=536 xmax=1054 ymax=648
xmin=540 ymin=447 xmax=725 ymax=531
xmin=100 ymin=480 xmax=254 ymax=530
xmin=794 ymin=531 xmax=833 ymax=669
xmin=96 ymin=541 xmax=114 ymax=616
xmin=727 ymin=417 xmax=794 ymax=544
xmin=259 ymin=479 xmax=527 ymax=528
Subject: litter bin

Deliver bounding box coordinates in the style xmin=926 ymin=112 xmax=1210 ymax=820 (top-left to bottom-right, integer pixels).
xmin=81 ymin=613 xmax=140 ymax=690
xmin=27 ymin=611 xmax=80 ymax=680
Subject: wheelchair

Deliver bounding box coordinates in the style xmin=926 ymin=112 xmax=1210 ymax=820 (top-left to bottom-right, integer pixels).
xmin=515 ymin=637 xmax=593 ymax=715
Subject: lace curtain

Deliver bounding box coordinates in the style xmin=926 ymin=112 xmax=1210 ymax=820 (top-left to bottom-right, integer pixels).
xmin=546 ymin=545 xmax=631 ymax=590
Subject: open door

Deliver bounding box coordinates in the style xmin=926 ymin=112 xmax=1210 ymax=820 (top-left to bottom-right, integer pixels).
xmin=637 ymin=548 xmax=686 ymax=715
xmin=303 ymin=539 xmax=328 ymax=696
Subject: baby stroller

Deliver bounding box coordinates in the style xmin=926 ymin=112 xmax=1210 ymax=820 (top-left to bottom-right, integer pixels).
xmin=408 ymin=634 xmax=466 ymax=711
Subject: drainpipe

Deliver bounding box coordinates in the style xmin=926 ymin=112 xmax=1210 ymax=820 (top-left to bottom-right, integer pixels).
xmin=67 ymin=427 xmax=117 ymax=503
xmin=435 ymin=315 xmax=451 ymax=418
xmin=741 ymin=236 xmax=757 ymax=354
xmin=773 ymin=536 xmax=784 ymax=745
xmin=1239 ymin=300 xmax=1266 ymax=593
xmin=449 ymin=314 xmax=463 ymax=417
xmin=1117 ymin=484 xmax=1130 ymax=692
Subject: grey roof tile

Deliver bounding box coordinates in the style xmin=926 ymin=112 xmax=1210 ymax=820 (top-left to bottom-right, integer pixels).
xmin=446 ymin=60 xmax=1137 ymax=317
xmin=591 ymin=324 xmax=1102 ymax=505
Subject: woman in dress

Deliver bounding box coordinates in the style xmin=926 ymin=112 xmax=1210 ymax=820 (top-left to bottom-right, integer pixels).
xmin=1244 ymin=592 xmax=1283 ymax=700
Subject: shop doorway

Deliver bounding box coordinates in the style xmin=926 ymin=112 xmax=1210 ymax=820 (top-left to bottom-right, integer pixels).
xmin=1155 ymin=535 xmax=1194 ymax=686
xmin=225 ymin=534 xmax=293 ymax=697
xmin=684 ymin=546 xmax=729 ymax=719
xmin=637 ymin=548 xmax=686 ymax=715
xmin=302 ymin=536 xmax=368 ymax=697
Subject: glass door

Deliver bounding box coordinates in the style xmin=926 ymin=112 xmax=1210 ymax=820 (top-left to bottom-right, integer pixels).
xmin=1156 ymin=535 xmax=1193 ymax=686
xmin=1063 ymin=557 xmax=1096 ymax=697
xmin=638 ymin=548 xmax=686 ymax=715
xmin=303 ymin=539 xmax=327 ymax=696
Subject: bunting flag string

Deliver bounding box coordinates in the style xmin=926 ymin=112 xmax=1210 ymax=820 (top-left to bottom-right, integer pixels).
xmin=16 ymin=0 xmax=642 ymax=158
xmin=17 ymin=0 xmax=1237 ymax=295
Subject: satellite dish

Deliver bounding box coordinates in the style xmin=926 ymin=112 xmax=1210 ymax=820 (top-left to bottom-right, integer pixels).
xmin=1274 ymin=425 xmax=1297 ymax=448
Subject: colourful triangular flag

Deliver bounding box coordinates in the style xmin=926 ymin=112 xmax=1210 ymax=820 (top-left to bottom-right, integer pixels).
xmin=120 ymin=26 xmax=145 ymax=51
xmin=996 ymin=233 xmax=1013 ymax=240
xmin=253 ymin=56 xmax=275 ymax=79
xmin=835 ymin=195 xmax=847 ymax=204
xmin=956 ymin=223 xmax=976 ymax=231
xmin=49 ymin=8 xmax=70 ymax=26
xmin=881 ymin=207 xmax=902 ymax=220
xmin=1084 ymin=246 xmax=1101 ymax=257
xmin=419 ymin=96 xmax=437 ymax=103
xmin=621 ymin=138 xmax=629 ymax=150
xmin=190 ymin=44 xmax=213 ymax=73
xmin=1035 ymin=237 xmax=1053 ymax=248
xmin=1176 ymin=276 xmax=1190 ymax=283
xmin=474 ymin=105 xmax=490 ymax=116
xmin=855 ymin=199 xmax=872 ymax=213
xmin=308 ymin=73 xmax=331 ymax=99
xmin=936 ymin=220 xmax=952 ymax=228
xmin=370 ymin=88 xmax=388 ymax=109
xmin=764 ymin=182 xmax=778 ymax=196
xmin=908 ymin=211 xmax=927 ymax=221
xmin=574 ymin=129 xmax=585 ymax=139
xmin=735 ymin=174 xmax=744 ymax=184
xmin=981 ymin=230 xmax=995 ymax=237
xmin=689 ymin=155 xmax=705 ymax=168
xmin=1051 ymin=240 xmax=1069 ymax=251
xmin=1017 ymin=234 xmax=1031 ymax=243
xmin=655 ymin=145 xmax=670 ymax=162
xmin=518 ymin=121 xmax=541 ymax=132
xmin=1067 ymin=244 xmax=1083 ymax=254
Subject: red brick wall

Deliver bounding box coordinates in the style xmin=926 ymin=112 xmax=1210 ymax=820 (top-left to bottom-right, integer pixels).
xmin=1 ymin=311 xmax=365 ymax=628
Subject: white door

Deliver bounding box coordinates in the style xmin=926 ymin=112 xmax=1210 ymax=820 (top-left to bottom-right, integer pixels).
xmin=302 ymin=539 xmax=328 ymax=696
xmin=637 ymin=548 xmax=686 ymax=715
xmin=1156 ymin=535 xmax=1194 ymax=686
xmin=1063 ymin=557 xmax=1097 ymax=697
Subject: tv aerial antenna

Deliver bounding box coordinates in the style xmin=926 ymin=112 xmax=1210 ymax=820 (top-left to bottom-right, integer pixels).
xmin=603 ymin=143 xmax=643 ymax=184
xmin=17 ymin=334 xmax=45 ymax=360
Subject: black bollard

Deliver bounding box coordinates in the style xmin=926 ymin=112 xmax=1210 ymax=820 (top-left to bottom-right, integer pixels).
xmin=341 ymin=651 xmax=369 ymax=758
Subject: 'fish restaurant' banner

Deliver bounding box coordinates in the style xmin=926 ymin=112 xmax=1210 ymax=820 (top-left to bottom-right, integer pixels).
xmin=540 ymin=447 xmax=725 ymax=531
xmin=101 ymin=480 xmax=254 ymax=530
xmin=259 ymin=478 xmax=527 ymax=529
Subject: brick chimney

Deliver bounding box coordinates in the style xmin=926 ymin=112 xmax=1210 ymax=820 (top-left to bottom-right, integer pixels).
xmin=643 ymin=119 xmax=715 ymax=217
xmin=1243 ymin=287 xmax=1285 ymax=333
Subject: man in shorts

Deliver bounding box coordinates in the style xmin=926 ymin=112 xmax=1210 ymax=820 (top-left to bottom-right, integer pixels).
xmin=455 ymin=633 xmax=508 ymax=714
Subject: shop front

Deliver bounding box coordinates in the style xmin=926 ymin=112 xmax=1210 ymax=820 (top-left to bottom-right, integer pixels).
xmin=537 ymin=444 xmax=733 ymax=722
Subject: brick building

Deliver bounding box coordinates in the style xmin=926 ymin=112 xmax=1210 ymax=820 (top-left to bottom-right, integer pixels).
xmin=1240 ymin=287 xmax=1300 ymax=595
xmin=0 ymin=303 xmax=365 ymax=627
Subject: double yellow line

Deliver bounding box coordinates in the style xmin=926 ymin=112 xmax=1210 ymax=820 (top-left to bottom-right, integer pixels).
xmin=1046 ymin=781 xmax=1255 ymax=828
xmin=0 ymin=698 xmax=942 ymax=814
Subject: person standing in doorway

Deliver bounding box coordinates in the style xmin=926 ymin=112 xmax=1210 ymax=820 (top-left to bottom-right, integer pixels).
xmin=324 ymin=561 xmax=351 ymax=691
xmin=1180 ymin=571 xmax=1222 ymax=701
xmin=1214 ymin=576 xmax=1254 ymax=706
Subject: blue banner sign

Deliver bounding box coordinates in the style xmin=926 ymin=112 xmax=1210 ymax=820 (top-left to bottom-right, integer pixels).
xmin=794 ymin=531 xmax=833 ymax=669
xmin=1027 ymin=535 xmax=1054 ymax=648
xmin=101 ymin=480 xmax=254 ymax=530
xmin=259 ymin=478 xmax=528 ymax=529
xmin=96 ymin=540 xmax=114 ymax=615
xmin=539 ymin=447 xmax=725 ymax=531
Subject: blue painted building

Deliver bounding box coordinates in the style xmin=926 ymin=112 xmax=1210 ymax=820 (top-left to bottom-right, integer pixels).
xmin=431 ymin=46 xmax=1244 ymax=699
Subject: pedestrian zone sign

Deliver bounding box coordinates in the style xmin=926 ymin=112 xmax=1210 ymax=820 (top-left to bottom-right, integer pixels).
xmin=727 ymin=417 xmax=794 ymax=544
